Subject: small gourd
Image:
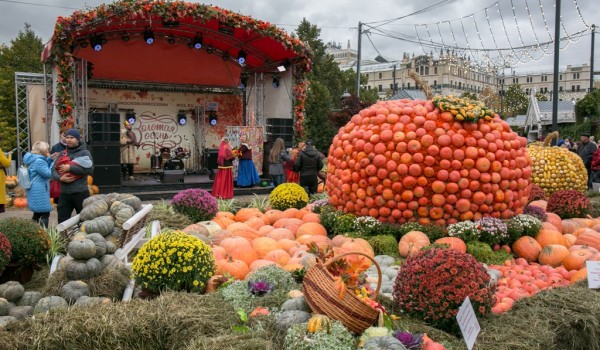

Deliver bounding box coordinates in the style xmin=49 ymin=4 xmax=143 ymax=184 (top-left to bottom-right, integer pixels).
xmin=79 ymin=200 xmax=109 ymax=221
xmin=306 ymin=314 xmax=332 ymax=334
xmin=115 ymin=194 xmax=142 ymax=211
xmin=33 ymin=296 xmax=68 ymax=314
xmin=68 ymin=239 xmax=97 ymax=260
xmin=81 ymin=216 xmax=115 ymax=236
xmin=61 ymin=281 xmax=90 ymax=304
xmin=364 ymin=336 xmax=408 ymax=350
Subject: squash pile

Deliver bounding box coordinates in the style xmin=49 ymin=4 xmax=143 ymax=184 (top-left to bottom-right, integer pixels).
xmin=78 ymin=193 xmax=142 ymax=244
xmin=527 ymin=132 xmax=587 ymax=195
xmin=326 ymin=98 xmax=532 ymax=226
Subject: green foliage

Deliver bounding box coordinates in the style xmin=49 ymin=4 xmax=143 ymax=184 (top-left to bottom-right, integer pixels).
xmin=318 ymin=205 xmax=338 ymax=234
xmin=232 ymin=308 xmax=251 ymax=334
xmin=506 ymin=214 xmax=542 ymax=244
xmin=284 ymin=321 xmax=355 ymax=350
xmin=0 ymin=217 xmax=50 ymax=265
xmin=460 ymin=92 xmax=478 ymax=100
xmin=422 ymin=224 xmax=447 ymax=242
xmin=367 ymin=235 xmax=399 ymax=257
xmin=397 ymin=222 xmax=426 ymax=241
xmin=502 ymin=84 xmax=528 ymax=117
xmin=575 ymin=89 xmax=600 ymax=124
xmin=377 ymin=222 xmax=406 ymax=241
xmin=466 ymin=241 xmax=513 ymax=265
xmin=44 ymin=226 xmax=67 ymax=266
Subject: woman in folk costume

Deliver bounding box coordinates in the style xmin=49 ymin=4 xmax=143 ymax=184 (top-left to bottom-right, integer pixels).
xmin=212 ymin=137 xmax=234 ymax=199
xmin=235 ymin=134 xmax=261 ymax=187
xmin=120 ymin=120 xmax=139 ymax=180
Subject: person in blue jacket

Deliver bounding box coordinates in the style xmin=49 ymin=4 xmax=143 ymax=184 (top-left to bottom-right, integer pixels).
xmin=23 ymin=141 xmax=54 ymax=227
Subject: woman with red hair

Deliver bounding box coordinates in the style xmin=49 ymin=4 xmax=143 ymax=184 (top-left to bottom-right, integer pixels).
xmin=211 ymin=137 xmax=234 ymax=199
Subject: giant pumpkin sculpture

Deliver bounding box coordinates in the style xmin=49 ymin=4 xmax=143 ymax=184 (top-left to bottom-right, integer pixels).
xmin=326 ymin=97 xmax=532 ymax=226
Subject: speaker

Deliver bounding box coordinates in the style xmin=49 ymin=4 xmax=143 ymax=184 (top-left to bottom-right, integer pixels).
xmin=89 ymin=131 xmax=120 ymax=143
xmin=93 ymin=165 xmax=122 ymax=186
xmin=89 ymin=144 xmax=120 ymax=165
xmin=161 ymin=170 xmax=185 ymax=183
xmin=163 ymin=159 xmax=184 ymax=170
xmin=91 ymin=113 xmax=120 ymax=123
xmin=205 ymin=149 xmax=219 ymax=171
xmin=89 ymin=113 xmax=121 ymax=142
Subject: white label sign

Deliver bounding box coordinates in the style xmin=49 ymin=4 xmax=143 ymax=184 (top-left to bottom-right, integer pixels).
xmin=586 ymin=261 xmax=600 ymax=289
xmin=456 ymin=297 xmax=481 ymax=350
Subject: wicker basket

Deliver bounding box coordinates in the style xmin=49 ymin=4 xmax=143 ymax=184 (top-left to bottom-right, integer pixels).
xmin=302 ymin=252 xmax=382 ymax=334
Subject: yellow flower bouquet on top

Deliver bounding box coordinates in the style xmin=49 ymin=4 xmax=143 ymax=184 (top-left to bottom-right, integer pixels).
xmin=269 ymin=183 xmax=309 ymax=210
xmin=131 ymin=230 xmax=215 ymax=293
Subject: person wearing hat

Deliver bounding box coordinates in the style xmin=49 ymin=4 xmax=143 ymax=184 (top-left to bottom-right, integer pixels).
xmin=120 ymin=120 xmax=140 ymax=181
xmin=578 ymin=132 xmax=597 ymax=190
xmin=51 ymin=128 xmax=94 ymax=224
xmin=294 ymin=140 xmax=324 ymax=195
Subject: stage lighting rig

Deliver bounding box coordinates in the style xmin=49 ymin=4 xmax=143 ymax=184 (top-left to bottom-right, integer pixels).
xmin=208 ymin=111 xmax=218 ymax=126
xmin=190 ymin=34 xmax=203 ymax=49
xmin=143 ymin=29 xmax=154 ymax=45
xmin=177 ymin=110 xmax=187 ymax=125
xmin=126 ymin=110 xmax=136 ymax=124
xmin=237 ymin=50 xmax=247 ymax=65
xmin=90 ymin=35 xmax=106 ymax=52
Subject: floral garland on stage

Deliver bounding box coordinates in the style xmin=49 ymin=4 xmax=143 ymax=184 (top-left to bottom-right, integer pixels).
xmin=47 ymin=0 xmax=312 ymax=134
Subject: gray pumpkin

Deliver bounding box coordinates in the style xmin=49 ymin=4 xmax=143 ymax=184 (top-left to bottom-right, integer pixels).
xmin=281 ymin=296 xmax=310 ymax=312
xmin=33 ymin=296 xmax=68 ymax=314
xmin=81 ymin=216 xmax=115 ymax=236
xmin=374 ymin=255 xmax=396 ymax=267
xmin=82 ymin=195 xmax=108 ymax=208
xmin=100 ymin=254 xmax=118 ymax=269
xmin=86 ymin=233 xmax=107 ymax=258
xmin=115 ymin=194 xmax=142 ymax=211
xmin=8 ymin=306 xmax=32 ymax=320
xmin=66 ymin=260 xmax=91 ymax=280
xmin=79 ymin=200 xmax=109 ymax=221
xmin=380 ymin=283 xmax=394 ymax=294
xmin=61 ymin=281 xmax=90 ymax=304
xmin=364 ymin=336 xmax=408 ymax=350
xmin=0 ymin=316 xmax=16 ymax=327
xmin=0 ymin=298 xmax=9 ymax=316
xmin=105 ymin=241 xmax=117 ymax=255
xmin=0 ymin=281 xmax=24 ymax=302
xmin=384 ymin=266 xmax=401 ymax=281
xmin=17 ymin=291 xmax=42 ymax=308
xmin=68 ymin=239 xmax=97 ymax=260
xmin=74 ymin=296 xmax=111 ymax=307
xmin=86 ymin=258 xmax=103 ymax=278
xmin=275 ymin=310 xmax=311 ymax=331
xmin=115 ymin=207 xmax=135 ymax=227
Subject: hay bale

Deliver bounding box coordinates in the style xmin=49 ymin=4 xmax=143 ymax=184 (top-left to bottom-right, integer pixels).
xmin=477 ymin=283 xmax=600 ymax=350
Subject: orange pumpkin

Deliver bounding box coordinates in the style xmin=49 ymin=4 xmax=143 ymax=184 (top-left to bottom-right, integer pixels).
xmin=295 ymin=222 xmax=327 ymax=238
xmin=572 ymin=218 xmax=595 ymax=228
xmin=570 ymin=267 xmax=588 ymax=284
xmin=216 ymin=211 xmax=235 ymax=219
xmin=560 ymin=219 xmax=585 ymax=235
xmin=13 ymin=197 xmax=27 ymax=208
xmin=252 ymin=237 xmax=281 ymax=258
xmin=216 ymin=256 xmax=249 ymax=279
xmin=91 ymin=185 xmax=99 ymax=194
xmin=281 ymin=208 xmax=300 ymax=219
xmin=234 ymin=208 xmax=264 ymax=222
xmin=535 ymin=229 xmax=567 ymax=248
xmin=296 ymin=234 xmax=331 ymax=248
xmin=277 ymin=238 xmax=298 ymax=253
xmin=219 ymin=237 xmax=257 ymax=266
xmin=212 ymin=216 xmax=235 ymax=229
xmin=245 ymin=217 xmax=268 ymax=231
xmin=257 ymin=225 xmax=274 ymax=237
xmin=568 ymin=244 xmax=599 ymax=253
xmin=528 ymin=200 xmax=547 ymax=210
xmin=563 ymin=234 xmax=577 ymax=247
xmin=512 ymin=236 xmax=542 ymax=262
xmin=574 ymin=230 xmax=600 ymax=251
xmin=562 ymin=250 xmax=593 ymax=271
xmin=295 ymin=209 xmax=311 ymax=220
xmin=210 ymin=230 xmax=234 ymax=246
xmin=538 ymin=244 xmax=569 ymax=267
xmin=434 ymin=237 xmax=467 ymax=253
xmin=331 ymin=235 xmax=350 ymax=247
xmin=283 ymin=263 xmax=304 ymax=272
xmin=263 ymin=249 xmax=291 ymax=266
xmin=544 ymin=213 xmax=562 ymax=232
xmin=264 ymin=209 xmax=284 ymax=225
xmin=301 ymin=212 xmax=321 ymax=223
xmin=272 ymin=218 xmax=304 ymax=235
xmin=541 ymin=222 xmax=559 ymax=231
xmin=266 ymin=228 xmax=295 ymax=241
xmin=398 ymin=231 xmax=430 ymax=258
xmin=211 ymin=246 xmax=227 ymax=260
xmin=249 ymin=259 xmax=277 ymax=272
xmin=572 ymin=227 xmax=597 ymax=238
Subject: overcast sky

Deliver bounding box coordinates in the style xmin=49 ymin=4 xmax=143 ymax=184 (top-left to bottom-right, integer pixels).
xmin=1 ymin=0 xmax=598 ymax=73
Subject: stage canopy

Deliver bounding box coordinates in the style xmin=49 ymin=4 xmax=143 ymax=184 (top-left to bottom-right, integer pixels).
xmin=42 ymin=0 xmax=311 ymax=136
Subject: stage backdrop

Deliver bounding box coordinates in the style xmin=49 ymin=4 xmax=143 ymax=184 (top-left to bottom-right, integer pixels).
xmin=88 ymin=88 xmax=243 ymax=172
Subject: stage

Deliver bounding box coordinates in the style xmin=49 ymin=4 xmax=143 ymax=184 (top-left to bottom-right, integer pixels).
xmin=100 ymin=172 xmax=273 ymax=201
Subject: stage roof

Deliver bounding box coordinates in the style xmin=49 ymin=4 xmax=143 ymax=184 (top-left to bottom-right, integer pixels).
xmin=43 ymin=1 xmax=312 ymax=88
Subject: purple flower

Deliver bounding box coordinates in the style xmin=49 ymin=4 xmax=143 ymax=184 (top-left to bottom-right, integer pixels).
xmin=393 ymin=330 xmax=423 ymax=350
xmin=247 ymin=280 xmax=273 ymax=296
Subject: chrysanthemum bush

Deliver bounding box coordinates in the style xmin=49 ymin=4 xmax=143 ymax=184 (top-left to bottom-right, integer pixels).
xmin=171 ymin=188 xmax=218 ymax=222
xmin=446 ymin=221 xmax=480 ymax=242
xmin=523 ymin=204 xmax=547 ymax=222
xmin=546 ymin=189 xmax=590 ymax=219
xmin=0 ymin=233 xmax=11 ymax=270
xmin=528 ymin=184 xmax=547 ymax=202
xmin=131 ymin=230 xmax=215 ymax=293
xmin=269 ymin=183 xmax=309 ymax=210
xmin=475 ymin=217 xmax=509 ymax=245
xmin=392 ymin=248 xmax=495 ymax=333
xmin=0 ymin=218 xmax=49 ymax=265
xmin=506 ymin=214 xmax=542 ymax=244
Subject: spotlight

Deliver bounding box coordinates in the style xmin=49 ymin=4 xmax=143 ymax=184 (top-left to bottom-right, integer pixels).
xmin=222 ymin=51 xmax=229 ymax=61
xmin=122 ymin=34 xmax=130 ymax=42
xmin=277 ymin=65 xmax=286 ymax=72
xmin=168 ymin=36 xmax=175 ymax=45
xmin=272 ymin=75 xmax=280 ymax=88
xmin=126 ymin=110 xmax=136 ymax=124
xmin=208 ymin=111 xmax=218 ymax=126
xmin=90 ymin=35 xmax=106 ymax=52
xmin=191 ymin=34 xmax=203 ymax=49
xmin=206 ymin=45 xmax=214 ymax=54
xmin=177 ymin=110 xmax=187 ymax=125
xmin=237 ymin=50 xmax=247 ymax=65
xmin=240 ymin=74 xmax=248 ymax=89
xmin=143 ymin=29 xmax=154 ymax=45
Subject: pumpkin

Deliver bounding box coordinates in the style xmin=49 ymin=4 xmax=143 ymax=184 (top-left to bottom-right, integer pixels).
xmin=198 ymin=221 xmax=223 ymax=236
xmin=273 ymin=217 xmax=304 ymax=234
xmin=296 ymin=234 xmax=331 ymax=248
xmin=13 ymin=197 xmax=27 ymax=208
xmin=105 ymin=241 xmax=117 ymax=255
xmin=287 ymin=289 xmax=304 ymax=299
xmin=398 ymin=231 xmax=430 ymax=258
xmin=211 ymin=246 xmax=227 ymax=260
xmin=263 ymin=249 xmax=291 ymax=265
xmin=234 ymin=208 xmax=264 ymax=222
xmin=267 ymin=228 xmax=295 ymax=241
xmin=249 ymin=259 xmax=277 ymax=272
xmin=0 ymin=281 xmax=25 ymax=302
xmin=60 ymin=281 xmax=90 ymax=304
xmin=182 ymin=224 xmax=210 ymax=237
xmin=5 ymin=176 xmax=18 ymax=189
xmin=563 ymin=234 xmax=577 ymax=247
xmin=295 ymin=222 xmax=327 ymax=238
xmin=281 ymin=296 xmax=310 ymax=312
xmin=561 ymin=219 xmax=585 ymax=235
xmin=210 ymin=230 xmax=234 ymax=246
xmin=332 ymin=235 xmax=350 ymax=247
xmin=68 ymin=239 xmax=97 ymax=260
xmin=215 ymin=211 xmax=235 ymax=219
xmin=33 ymin=296 xmax=68 ymax=314
xmin=252 ymin=237 xmax=281 ymax=258
xmin=4 ymin=195 xmax=13 ymax=207
xmin=569 ymin=244 xmax=599 ymax=253
xmin=264 ymin=209 xmax=284 ymax=225
xmin=574 ymin=230 xmax=600 ymax=251
xmin=115 ymin=193 xmax=141 ymax=210
xmin=572 ymin=228 xmax=596 ymax=238
xmin=81 ymin=216 xmax=115 ymax=236
xmin=257 ymin=225 xmax=274 ymax=237
xmin=307 ymin=314 xmax=332 ymax=334
xmin=245 ymin=217 xmax=269 ymax=230
xmin=79 ymin=200 xmax=109 ymax=221
xmin=363 ymin=336 xmax=407 ymax=350
xmin=528 ymin=200 xmax=548 ymax=210
xmin=86 ymin=233 xmax=108 ymax=259
xmin=274 ymin=310 xmax=311 ymax=331
xmin=535 ymin=229 xmax=568 ymax=248
xmin=339 ymin=237 xmax=374 ymax=270
xmin=17 ymin=291 xmax=42 ymax=308
xmin=538 ymin=244 xmax=570 ymax=267
xmin=570 ymin=267 xmax=588 ymax=284
xmin=219 ymin=237 xmax=257 ymax=265
xmin=281 ymin=208 xmax=300 ymax=219
xmin=115 ymin=207 xmax=135 ymax=227
xmin=66 ymin=260 xmax=90 ymax=280
xmin=288 ymin=251 xmax=317 ymax=269
xmin=512 ymin=236 xmax=543 ymax=262
xmin=86 ymin=258 xmax=103 ymax=278
xmin=562 ymin=249 xmax=593 ymax=271
xmin=283 ymin=263 xmax=304 ymax=272
xmin=434 ymin=237 xmax=466 ymax=253
xmin=544 ymin=213 xmax=563 ymax=232
xmin=73 ymin=296 xmax=111 ymax=307
xmin=215 ymin=255 xmax=249 ymax=279
xmin=212 ymin=216 xmax=235 ymax=229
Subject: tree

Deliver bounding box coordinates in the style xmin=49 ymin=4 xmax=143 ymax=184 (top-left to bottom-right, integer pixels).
xmin=460 ymin=92 xmax=478 ymax=100
xmin=340 ymin=69 xmax=378 ymax=105
xmin=0 ymin=24 xmax=44 ymax=149
xmin=478 ymin=85 xmax=501 ymax=113
xmin=535 ymin=92 xmax=549 ymax=102
xmin=502 ymin=84 xmax=528 ymax=117
xmin=574 ymin=89 xmax=600 ymax=124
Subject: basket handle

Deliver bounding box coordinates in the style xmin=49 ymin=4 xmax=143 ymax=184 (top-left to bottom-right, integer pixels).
xmin=323 ymin=251 xmax=382 ymax=300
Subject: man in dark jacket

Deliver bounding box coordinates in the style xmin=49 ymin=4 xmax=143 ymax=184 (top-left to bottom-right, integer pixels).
xmin=577 ymin=132 xmax=597 ymax=190
xmin=51 ymin=129 xmax=94 ymax=224
xmin=294 ymin=141 xmax=324 ymax=195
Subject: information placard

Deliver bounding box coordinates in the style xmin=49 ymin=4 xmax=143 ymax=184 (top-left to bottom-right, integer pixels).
xmin=586 ymin=261 xmax=600 ymax=289
xmin=456 ymin=297 xmax=481 ymax=350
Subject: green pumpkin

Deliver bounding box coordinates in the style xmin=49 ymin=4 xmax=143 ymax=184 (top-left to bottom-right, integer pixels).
xmin=115 ymin=194 xmax=142 ymax=211
xmin=81 ymin=216 xmax=115 ymax=236
xmin=79 ymin=200 xmax=109 ymax=221
xmin=364 ymin=336 xmax=408 ymax=350
xmin=67 ymin=239 xmax=97 ymax=260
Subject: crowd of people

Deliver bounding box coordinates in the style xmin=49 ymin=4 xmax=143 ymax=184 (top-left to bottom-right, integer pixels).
xmin=211 ymin=136 xmax=325 ymax=199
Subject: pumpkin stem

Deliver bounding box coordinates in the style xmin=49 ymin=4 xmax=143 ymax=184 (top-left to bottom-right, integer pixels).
xmin=543 ymin=131 xmax=559 ymax=147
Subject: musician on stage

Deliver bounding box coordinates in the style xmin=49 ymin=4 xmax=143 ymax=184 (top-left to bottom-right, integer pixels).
xmin=120 ymin=120 xmax=140 ymax=181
